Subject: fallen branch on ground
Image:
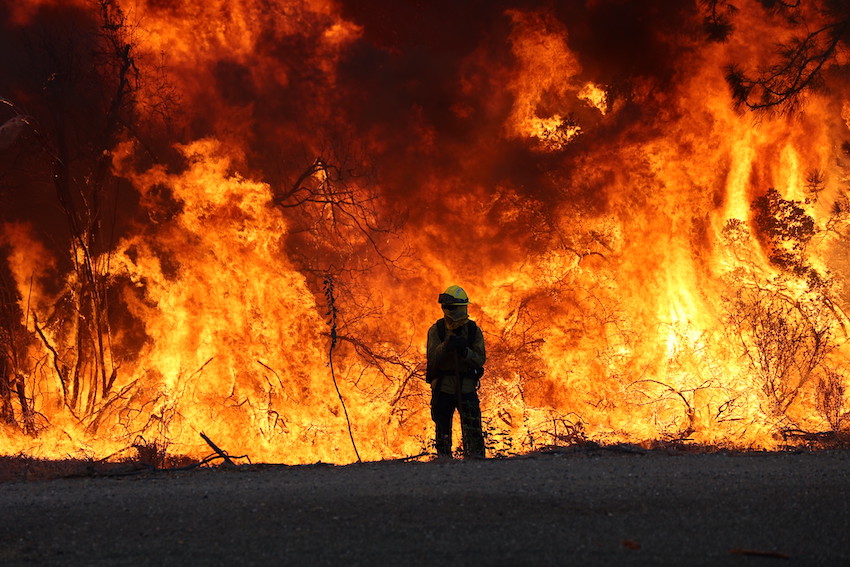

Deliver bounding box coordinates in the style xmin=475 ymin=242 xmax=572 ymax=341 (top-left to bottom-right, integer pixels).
xmin=200 ymin=431 xmax=242 ymax=468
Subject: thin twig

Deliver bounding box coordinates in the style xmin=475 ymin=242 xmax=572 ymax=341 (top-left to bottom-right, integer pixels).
xmin=324 ymin=274 xmax=361 ymax=463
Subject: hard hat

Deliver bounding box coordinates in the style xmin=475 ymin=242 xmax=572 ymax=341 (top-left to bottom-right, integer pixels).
xmin=438 ymin=285 xmax=469 ymax=306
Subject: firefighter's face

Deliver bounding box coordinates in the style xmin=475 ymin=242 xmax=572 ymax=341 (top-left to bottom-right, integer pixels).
xmin=442 ymin=304 xmax=468 ymax=321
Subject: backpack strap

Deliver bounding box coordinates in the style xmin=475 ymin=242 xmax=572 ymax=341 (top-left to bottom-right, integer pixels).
xmin=436 ymin=318 xmax=446 ymax=341
xmin=465 ymin=320 xmax=478 ymax=341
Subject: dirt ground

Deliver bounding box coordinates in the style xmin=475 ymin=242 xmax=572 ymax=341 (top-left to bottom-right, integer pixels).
xmin=1 ymin=448 xmax=849 ymax=566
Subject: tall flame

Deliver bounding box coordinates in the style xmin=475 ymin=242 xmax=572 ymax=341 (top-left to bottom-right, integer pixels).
xmin=1 ymin=0 xmax=850 ymax=463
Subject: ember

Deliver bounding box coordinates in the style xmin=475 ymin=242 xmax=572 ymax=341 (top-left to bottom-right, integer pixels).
xmin=1 ymin=0 xmax=849 ymax=464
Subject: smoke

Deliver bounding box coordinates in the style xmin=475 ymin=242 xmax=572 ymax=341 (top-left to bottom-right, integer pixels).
xmin=0 ymin=1 xmax=715 ymax=239
xmin=124 ymin=2 xmax=712 ymax=216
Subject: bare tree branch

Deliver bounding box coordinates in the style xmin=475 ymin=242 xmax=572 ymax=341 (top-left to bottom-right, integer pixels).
xmin=724 ymin=3 xmax=850 ymax=111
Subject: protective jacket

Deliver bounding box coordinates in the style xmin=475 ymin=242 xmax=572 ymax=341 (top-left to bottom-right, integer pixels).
xmin=426 ymin=318 xmax=486 ymax=395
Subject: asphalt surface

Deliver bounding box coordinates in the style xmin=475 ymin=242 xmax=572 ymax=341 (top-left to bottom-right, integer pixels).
xmin=1 ymin=449 xmax=849 ymax=565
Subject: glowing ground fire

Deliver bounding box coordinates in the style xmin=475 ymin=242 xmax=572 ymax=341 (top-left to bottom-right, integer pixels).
xmin=1 ymin=0 xmax=850 ymax=464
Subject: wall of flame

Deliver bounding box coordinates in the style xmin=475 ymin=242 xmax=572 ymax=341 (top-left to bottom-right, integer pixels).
xmin=1 ymin=0 xmax=849 ymax=463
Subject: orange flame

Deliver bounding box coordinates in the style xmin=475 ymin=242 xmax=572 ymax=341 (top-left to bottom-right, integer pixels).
xmin=1 ymin=0 xmax=850 ymax=463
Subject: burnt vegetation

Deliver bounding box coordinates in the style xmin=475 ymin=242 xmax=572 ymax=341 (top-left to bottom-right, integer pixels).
xmin=0 ymin=1 xmax=148 ymax=436
xmin=721 ymin=182 xmax=850 ymax=442
xmin=698 ymin=0 xmax=850 ymax=444
xmin=0 ymin=0 xmax=401 ymax=454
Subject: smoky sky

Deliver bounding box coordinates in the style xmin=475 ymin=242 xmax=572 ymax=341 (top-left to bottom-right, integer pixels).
xmin=0 ymin=0 xmax=709 ymax=247
xmin=0 ymin=4 xmax=105 ymax=239
xmin=329 ymin=0 xmax=703 ymax=205
xmin=162 ymin=0 xmax=707 ymax=212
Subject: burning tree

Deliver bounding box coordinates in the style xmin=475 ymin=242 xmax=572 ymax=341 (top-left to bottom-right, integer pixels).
xmin=720 ymin=182 xmax=850 ymax=434
xmin=713 ymin=0 xmax=850 ymax=111
xmin=725 ymin=284 xmax=836 ymax=420
xmin=0 ymin=0 xmax=173 ymax=434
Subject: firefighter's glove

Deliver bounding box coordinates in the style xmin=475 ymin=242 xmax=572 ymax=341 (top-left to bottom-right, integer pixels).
xmin=448 ymin=334 xmax=468 ymax=355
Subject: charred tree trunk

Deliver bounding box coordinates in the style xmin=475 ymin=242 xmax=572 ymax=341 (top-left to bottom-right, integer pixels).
xmin=14 ymin=373 xmax=34 ymax=435
xmin=0 ymin=354 xmax=14 ymax=425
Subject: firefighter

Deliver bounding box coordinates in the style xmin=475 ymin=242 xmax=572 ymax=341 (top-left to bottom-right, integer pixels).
xmin=426 ymin=285 xmax=486 ymax=458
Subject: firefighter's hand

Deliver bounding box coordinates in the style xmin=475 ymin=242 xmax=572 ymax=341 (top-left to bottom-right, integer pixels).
xmin=448 ymin=334 xmax=468 ymax=354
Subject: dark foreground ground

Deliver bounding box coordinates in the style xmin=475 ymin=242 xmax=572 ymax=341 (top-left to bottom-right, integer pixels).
xmin=1 ymin=448 xmax=849 ymax=566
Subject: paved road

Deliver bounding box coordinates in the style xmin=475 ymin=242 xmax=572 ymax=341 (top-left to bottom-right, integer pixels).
xmin=1 ymin=450 xmax=849 ymax=565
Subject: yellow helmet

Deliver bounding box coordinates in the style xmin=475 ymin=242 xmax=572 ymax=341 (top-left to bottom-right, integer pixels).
xmin=438 ymin=285 xmax=469 ymax=306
